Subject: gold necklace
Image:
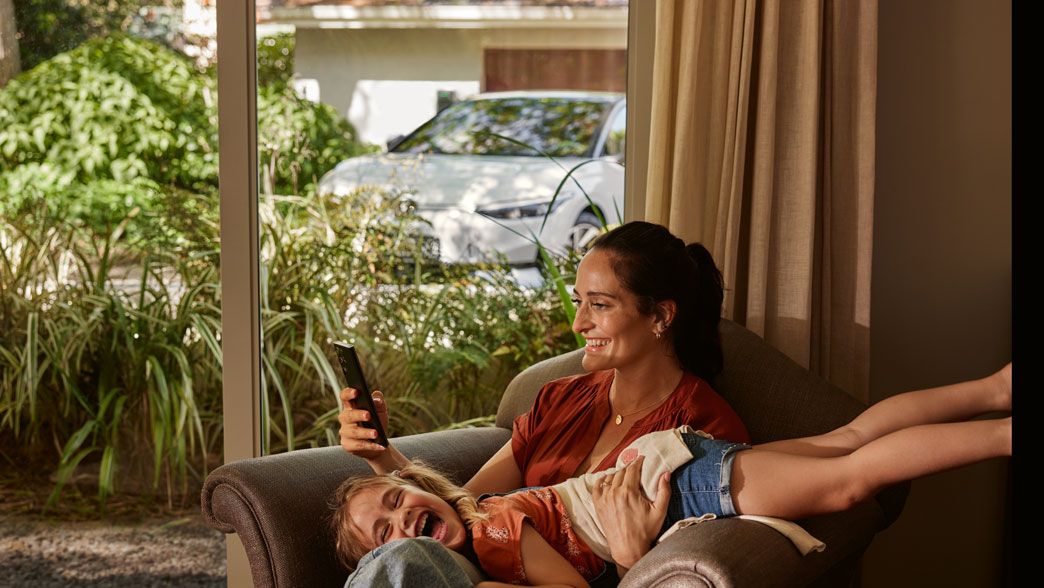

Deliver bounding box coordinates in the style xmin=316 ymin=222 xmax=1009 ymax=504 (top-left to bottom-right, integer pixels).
xmin=610 ymin=387 xmax=675 ymax=425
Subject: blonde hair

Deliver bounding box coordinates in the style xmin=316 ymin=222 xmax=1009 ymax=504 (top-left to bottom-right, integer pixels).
xmin=330 ymin=460 xmax=488 ymax=571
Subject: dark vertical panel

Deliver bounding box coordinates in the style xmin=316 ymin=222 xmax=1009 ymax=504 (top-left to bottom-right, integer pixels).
xmin=484 ymin=48 xmax=627 ymax=92
xmin=863 ymin=0 xmax=1011 ymax=586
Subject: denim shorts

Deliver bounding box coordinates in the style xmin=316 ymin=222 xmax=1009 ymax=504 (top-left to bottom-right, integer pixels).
xmin=661 ymin=432 xmax=752 ymax=533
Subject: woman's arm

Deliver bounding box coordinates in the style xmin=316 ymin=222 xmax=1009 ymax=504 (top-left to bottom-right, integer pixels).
xmin=338 ymin=387 xmax=409 ymax=473
xmin=474 ymin=523 xmax=590 ymax=588
xmin=340 ymin=387 xmax=525 ymax=486
xmin=464 ymin=440 xmax=524 ymax=496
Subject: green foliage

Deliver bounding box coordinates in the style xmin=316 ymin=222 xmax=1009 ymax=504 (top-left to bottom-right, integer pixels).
xmin=0 ymin=29 xmax=586 ymax=511
xmin=0 ymin=33 xmax=365 ymax=236
xmin=0 ymin=34 xmax=217 ymax=191
xmin=14 ymin=0 xmax=92 ymax=71
xmin=0 ymin=211 xmax=222 ymax=509
xmin=1 ymin=171 xmax=219 ymax=263
xmin=13 ymin=0 xmax=182 ymax=71
xmin=254 ymin=187 xmax=575 ymax=450
xmin=257 ymin=33 xmax=295 ymax=89
xmin=258 ymin=85 xmax=369 ymax=196
xmin=0 ymin=184 xmax=578 ymax=508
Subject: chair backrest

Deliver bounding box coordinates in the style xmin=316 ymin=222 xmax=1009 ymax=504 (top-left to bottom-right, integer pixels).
xmin=496 ymin=319 xmax=866 ymax=442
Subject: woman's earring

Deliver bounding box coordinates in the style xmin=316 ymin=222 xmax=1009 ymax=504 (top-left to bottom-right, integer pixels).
xmin=655 ymin=330 xmax=663 ymax=340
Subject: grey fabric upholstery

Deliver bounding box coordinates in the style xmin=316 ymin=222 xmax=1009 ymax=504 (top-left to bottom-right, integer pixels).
xmin=201 ymin=320 xmax=908 ymax=587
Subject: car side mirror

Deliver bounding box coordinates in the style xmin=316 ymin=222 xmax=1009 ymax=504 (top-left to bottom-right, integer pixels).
xmin=386 ymin=134 xmax=406 ymax=151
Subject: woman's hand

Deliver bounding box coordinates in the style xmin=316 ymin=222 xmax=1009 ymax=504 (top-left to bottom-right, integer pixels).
xmin=591 ymin=455 xmax=671 ymax=570
xmin=338 ymin=387 xmax=390 ymax=460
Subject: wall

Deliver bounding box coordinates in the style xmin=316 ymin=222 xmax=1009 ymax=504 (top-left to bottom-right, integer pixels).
xmin=863 ymin=0 xmax=1011 ymax=585
xmin=294 ymin=27 xmax=626 ymax=145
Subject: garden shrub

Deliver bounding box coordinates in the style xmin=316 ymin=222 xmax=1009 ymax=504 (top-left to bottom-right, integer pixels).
xmin=0 ymin=33 xmax=365 ymax=221
xmin=257 ymin=32 xmax=295 ymax=89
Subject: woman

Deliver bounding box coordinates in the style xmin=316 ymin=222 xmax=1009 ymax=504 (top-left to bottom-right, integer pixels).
xmin=337 ymin=221 xmax=750 ymax=583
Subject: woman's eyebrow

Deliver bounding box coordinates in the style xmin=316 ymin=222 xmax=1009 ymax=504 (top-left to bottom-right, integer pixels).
xmin=576 ymin=290 xmax=619 ymax=299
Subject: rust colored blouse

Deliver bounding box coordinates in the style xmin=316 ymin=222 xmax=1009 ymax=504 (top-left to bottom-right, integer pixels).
xmin=472 ymin=487 xmax=604 ymax=584
xmin=512 ymin=370 xmax=750 ymax=488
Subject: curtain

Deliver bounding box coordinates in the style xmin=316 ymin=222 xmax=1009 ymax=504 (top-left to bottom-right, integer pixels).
xmin=643 ymin=0 xmax=877 ymax=402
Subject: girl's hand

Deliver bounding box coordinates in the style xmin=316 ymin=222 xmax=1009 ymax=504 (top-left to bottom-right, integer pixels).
xmin=338 ymin=387 xmax=390 ymax=460
xmin=591 ymin=455 xmax=671 ymax=570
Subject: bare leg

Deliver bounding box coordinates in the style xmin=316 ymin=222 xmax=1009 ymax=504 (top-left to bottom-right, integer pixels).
xmin=730 ymin=416 xmax=1011 ymax=520
xmin=756 ymin=363 xmax=1012 ymax=458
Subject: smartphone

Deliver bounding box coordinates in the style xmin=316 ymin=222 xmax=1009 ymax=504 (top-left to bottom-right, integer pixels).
xmin=334 ymin=342 xmax=389 ymax=447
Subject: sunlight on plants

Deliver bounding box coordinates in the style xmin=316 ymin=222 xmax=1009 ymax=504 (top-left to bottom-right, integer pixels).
xmin=1 ymin=33 xmax=590 ymax=512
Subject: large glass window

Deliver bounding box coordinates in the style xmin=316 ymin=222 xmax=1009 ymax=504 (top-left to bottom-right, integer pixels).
xmin=254 ymin=0 xmax=629 ymax=456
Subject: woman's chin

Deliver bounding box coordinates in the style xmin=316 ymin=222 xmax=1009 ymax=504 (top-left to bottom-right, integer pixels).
xmin=581 ymin=351 xmax=607 ymax=371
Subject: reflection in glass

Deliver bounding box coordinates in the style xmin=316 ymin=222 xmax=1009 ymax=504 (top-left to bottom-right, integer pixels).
xmin=394 ymin=96 xmax=616 ymax=158
xmin=255 ymin=1 xmax=629 ymax=458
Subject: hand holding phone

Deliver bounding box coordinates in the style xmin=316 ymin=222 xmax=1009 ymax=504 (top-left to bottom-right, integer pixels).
xmin=334 ymin=342 xmax=389 ymax=447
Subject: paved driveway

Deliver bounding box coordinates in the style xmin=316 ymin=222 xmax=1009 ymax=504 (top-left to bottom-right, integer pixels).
xmin=0 ymin=514 xmax=224 ymax=587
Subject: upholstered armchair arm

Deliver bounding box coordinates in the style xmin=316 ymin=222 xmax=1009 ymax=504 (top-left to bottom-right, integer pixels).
xmin=201 ymin=427 xmax=511 ymax=588
xmin=619 ymin=495 xmax=901 ymax=588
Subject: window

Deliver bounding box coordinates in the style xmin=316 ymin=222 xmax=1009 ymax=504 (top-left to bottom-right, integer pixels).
xmin=216 ymin=0 xmax=652 ymax=582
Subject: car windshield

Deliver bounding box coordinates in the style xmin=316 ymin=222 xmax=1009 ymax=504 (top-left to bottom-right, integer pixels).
xmin=391 ymin=97 xmax=614 ymax=158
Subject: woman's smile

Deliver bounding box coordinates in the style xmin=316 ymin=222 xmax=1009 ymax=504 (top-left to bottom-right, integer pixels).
xmin=584 ymin=337 xmax=611 ymax=352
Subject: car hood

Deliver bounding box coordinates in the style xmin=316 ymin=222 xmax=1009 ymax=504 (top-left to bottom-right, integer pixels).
xmin=318 ymin=153 xmax=586 ymax=210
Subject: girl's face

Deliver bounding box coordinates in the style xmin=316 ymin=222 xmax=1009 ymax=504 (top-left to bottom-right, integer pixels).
xmin=348 ymin=482 xmax=468 ymax=551
xmin=571 ymin=249 xmax=661 ymax=372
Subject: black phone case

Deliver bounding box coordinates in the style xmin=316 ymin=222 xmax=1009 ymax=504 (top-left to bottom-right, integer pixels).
xmin=334 ymin=342 xmax=389 ymax=447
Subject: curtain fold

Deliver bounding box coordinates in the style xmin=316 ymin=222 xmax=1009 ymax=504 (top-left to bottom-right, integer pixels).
xmin=643 ymin=0 xmax=877 ymax=401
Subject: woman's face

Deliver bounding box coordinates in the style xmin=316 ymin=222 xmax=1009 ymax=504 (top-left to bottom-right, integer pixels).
xmin=571 ymin=249 xmax=661 ymax=372
xmin=347 ymin=482 xmax=468 ymax=552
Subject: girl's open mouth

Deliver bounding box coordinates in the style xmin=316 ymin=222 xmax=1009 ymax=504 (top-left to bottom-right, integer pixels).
xmin=416 ymin=512 xmax=448 ymax=542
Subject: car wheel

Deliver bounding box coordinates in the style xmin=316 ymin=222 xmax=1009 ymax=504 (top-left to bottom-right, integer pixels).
xmin=567 ymin=211 xmax=604 ymax=253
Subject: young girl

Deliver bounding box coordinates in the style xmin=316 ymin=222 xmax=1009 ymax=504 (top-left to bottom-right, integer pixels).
xmin=331 ymin=364 xmax=1012 ymax=587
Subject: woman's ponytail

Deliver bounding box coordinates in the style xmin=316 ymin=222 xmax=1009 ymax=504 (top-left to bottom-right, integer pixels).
xmin=681 ymin=242 xmax=724 ymax=380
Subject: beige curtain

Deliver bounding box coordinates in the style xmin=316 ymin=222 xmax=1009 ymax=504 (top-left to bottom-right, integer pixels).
xmin=644 ymin=0 xmax=876 ymax=402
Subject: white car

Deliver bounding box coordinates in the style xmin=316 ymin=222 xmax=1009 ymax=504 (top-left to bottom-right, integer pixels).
xmin=317 ymin=91 xmax=626 ymax=266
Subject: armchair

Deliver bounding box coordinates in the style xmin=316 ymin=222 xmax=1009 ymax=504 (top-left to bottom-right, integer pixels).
xmin=202 ymin=320 xmax=908 ymax=587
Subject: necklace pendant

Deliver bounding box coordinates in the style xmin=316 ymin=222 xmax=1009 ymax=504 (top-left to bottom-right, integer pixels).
xmin=615 ymin=414 xmax=623 ymax=425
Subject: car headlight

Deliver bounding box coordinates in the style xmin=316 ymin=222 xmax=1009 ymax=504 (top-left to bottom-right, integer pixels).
xmin=478 ymin=194 xmax=572 ymax=220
